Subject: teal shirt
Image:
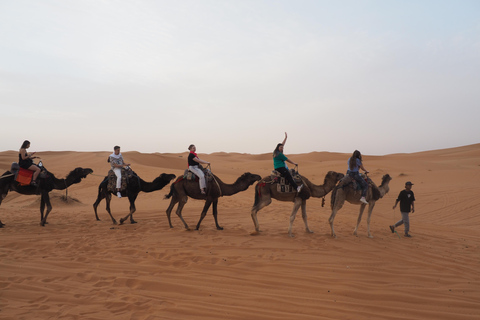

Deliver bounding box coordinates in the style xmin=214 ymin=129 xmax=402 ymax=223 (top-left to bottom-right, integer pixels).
xmin=273 ymin=152 xmax=288 ymax=169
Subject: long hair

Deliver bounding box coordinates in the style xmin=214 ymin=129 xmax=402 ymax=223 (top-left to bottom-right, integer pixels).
xmin=20 ymin=140 xmax=30 ymax=149
xmin=349 ymin=150 xmax=362 ymax=170
xmin=273 ymin=143 xmax=283 ymax=157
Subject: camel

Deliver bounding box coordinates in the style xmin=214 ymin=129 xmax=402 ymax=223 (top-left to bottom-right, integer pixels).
xmin=251 ymin=171 xmax=344 ymax=237
xmin=0 ymin=166 xmax=93 ymax=227
xmin=165 ymin=172 xmax=261 ymax=230
xmin=93 ymin=172 xmax=176 ymax=225
xmin=328 ymin=173 xmax=392 ymax=238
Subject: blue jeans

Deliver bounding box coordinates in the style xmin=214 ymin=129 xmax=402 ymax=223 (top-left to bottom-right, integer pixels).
xmin=349 ymin=171 xmax=368 ymax=197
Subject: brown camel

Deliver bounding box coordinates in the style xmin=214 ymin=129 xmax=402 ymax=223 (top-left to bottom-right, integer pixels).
xmin=328 ymin=173 xmax=392 ymax=238
xmin=93 ymin=172 xmax=176 ymax=225
xmin=0 ymin=166 xmax=93 ymax=227
xmin=165 ymin=172 xmax=261 ymax=230
xmin=251 ymin=171 xmax=344 ymax=237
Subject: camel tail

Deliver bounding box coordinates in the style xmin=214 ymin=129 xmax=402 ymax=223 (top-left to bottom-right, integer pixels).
xmin=253 ymin=184 xmax=260 ymax=207
xmin=330 ymin=186 xmax=338 ymax=210
xmin=164 ymin=183 xmax=175 ymax=200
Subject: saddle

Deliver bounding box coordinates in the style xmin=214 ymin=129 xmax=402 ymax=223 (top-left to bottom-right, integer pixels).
xmin=338 ymin=173 xmax=381 ymax=200
xmin=270 ymin=168 xmax=302 ymax=193
xmin=107 ymin=168 xmax=134 ymax=193
xmin=10 ymin=162 xmax=47 ymax=186
xmin=183 ymin=168 xmax=214 ymax=182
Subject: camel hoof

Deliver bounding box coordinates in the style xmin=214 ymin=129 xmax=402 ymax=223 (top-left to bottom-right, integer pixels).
xmin=368 ymin=235 xmax=374 ymax=239
xmin=119 ymin=219 xmax=125 ymax=225
xmin=289 ymin=233 xmax=295 ymax=238
xmin=130 ymin=220 xmax=137 ymax=224
xmin=250 ymin=231 xmax=260 ymax=236
xmin=306 ymin=229 xmax=314 ymax=234
xmin=217 ymin=226 xmax=224 ymax=230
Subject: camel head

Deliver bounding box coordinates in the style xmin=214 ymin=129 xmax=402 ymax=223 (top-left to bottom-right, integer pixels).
xmin=68 ymin=167 xmax=94 ymax=184
xmin=326 ymin=171 xmax=344 ymax=183
xmin=237 ymin=172 xmax=262 ymax=185
xmin=153 ymin=173 xmax=177 ymax=185
xmin=379 ymin=174 xmax=392 ymax=197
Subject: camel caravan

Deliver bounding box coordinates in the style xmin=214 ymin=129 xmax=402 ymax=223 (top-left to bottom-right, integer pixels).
xmin=0 ymin=137 xmax=399 ymax=238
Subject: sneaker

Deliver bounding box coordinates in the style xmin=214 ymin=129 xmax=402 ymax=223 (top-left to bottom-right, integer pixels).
xmin=117 ymin=192 xmax=122 ymax=198
xmin=30 ymin=181 xmax=38 ymax=187
xmin=389 ymin=225 xmax=395 ymax=233
xmin=297 ymin=184 xmax=303 ymax=193
xmin=404 ymin=234 xmax=412 ymax=238
xmin=360 ymin=197 xmax=368 ymax=204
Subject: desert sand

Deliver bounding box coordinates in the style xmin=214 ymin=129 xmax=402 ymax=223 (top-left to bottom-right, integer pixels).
xmin=0 ymin=145 xmax=479 ymax=319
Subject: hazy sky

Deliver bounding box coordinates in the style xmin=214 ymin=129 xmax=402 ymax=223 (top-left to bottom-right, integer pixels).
xmin=1 ymin=0 xmax=479 ymax=155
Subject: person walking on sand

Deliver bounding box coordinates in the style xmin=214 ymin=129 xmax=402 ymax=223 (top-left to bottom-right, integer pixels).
xmin=109 ymin=146 xmax=130 ymax=198
xmin=19 ymin=140 xmax=41 ymax=186
xmin=188 ymin=144 xmax=210 ymax=194
xmin=347 ymin=150 xmax=369 ymax=204
xmin=390 ymin=181 xmax=415 ymax=237
xmin=273 ymin=132 xmax=303 ymax=193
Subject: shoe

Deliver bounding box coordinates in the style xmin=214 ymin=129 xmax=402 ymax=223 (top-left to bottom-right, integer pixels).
xmin=30 ymin=181 xmax=38 ymax=187
xmin=389 ymin=225 xmax=395 ymax=233
xmin=201 ymin=189 xmax=206 ymax=195
xmin=360 ymin=197 xmax=368 ymax=204
xmin=297 ymin=184 xmax=303 ymax=193
xmin=404 ymin=234 xmax=412 ymax=238
xmin=117 ymin=192 xmax=122 ymax=198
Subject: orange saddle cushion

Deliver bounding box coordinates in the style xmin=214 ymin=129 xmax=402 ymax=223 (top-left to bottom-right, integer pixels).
xmin=17 ymin=168 xmax=33 ymax=186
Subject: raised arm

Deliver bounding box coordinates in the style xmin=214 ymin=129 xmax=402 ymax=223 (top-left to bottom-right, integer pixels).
xmin=282 ymin=132 xmax=287 ymax=146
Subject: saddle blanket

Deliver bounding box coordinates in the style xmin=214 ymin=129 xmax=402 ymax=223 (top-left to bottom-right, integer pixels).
xmin=183 ymin=169 xmax=213 ymax=182
xmin=270 ymin=169 xmax=302 ymax=193
xmin=107 ymin=168 xmax=132 ymax=193
xmin=17 ymin=167 xmax=33 ymax=186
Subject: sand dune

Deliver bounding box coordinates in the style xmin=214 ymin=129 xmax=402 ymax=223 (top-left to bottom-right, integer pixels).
xmin=0 ymin=144 xmax=479 ymax=319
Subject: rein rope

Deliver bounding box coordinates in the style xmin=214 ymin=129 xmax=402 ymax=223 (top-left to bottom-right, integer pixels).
xmin=207 ymin=164 xmax=222 ymax=197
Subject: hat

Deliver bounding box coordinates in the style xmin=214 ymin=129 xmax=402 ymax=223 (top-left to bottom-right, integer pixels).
xmin=405 ymin=181 xmax=414 ymax=185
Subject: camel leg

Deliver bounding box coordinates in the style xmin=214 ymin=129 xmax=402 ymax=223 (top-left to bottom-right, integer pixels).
xmin=40 ymin=193 xmax=52 ymax=227
xmin=93 ymin=189 xmax=107 ymax=221
xmin=300 ymin=199 xmax=313 ymax=234
xmin=366 ymin=202 xmax=376 ymax=238
xmin=353 ymin=204 xmax=367 ymax=236
xmin=250 ymin=195 xmax=272 ymax=233
xmin=40 ymin=196 xmax=46 ymax=223
xmin=119 ymin=194 xmax=138 ymax=224
xmin=103 ymin=193 xmax=117 ymax=224
xmin=328 ymin=197 xmax=345 ymax=238
xmin=288 ymin=198 xmax=303 ymax=237
xmin=175 ymin=196 xmax=190 ymax=230
xmin=165 ymin=195 xmax=179 ymax=228
xmin=0 ymin=190 xmax=8 ymax=227
xmin=195 ymin=199 xmax=213 ymax=230
xmin=211 ymin=200 xmax=223 ymax=230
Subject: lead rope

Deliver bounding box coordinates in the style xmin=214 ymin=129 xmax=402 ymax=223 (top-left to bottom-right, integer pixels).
xmin=207 ymin=164 xmax=222 ymax=197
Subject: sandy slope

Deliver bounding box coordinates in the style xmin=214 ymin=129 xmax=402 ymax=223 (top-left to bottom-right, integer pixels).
xmin=0 ymin=145 xmax=479 ymax=319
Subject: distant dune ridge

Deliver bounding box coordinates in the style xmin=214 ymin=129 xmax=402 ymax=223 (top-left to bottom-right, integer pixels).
xmin=0 ymin=144 xmax=479 ymax=319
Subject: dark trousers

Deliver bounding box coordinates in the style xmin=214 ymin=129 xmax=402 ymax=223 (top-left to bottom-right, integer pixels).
xmin=349 ymin=172 xmax=368 ymax=197
xmin=276 ymin=167 xmax=298 ymax=189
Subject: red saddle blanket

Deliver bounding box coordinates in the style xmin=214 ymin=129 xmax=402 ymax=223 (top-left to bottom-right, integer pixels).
xmin=17 ymin=168 xmax=33 ymax=186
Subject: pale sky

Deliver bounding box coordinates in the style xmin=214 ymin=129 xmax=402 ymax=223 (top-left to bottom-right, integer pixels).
xmin=1 ymin=0 xmax=479 ymax=155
